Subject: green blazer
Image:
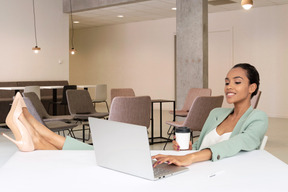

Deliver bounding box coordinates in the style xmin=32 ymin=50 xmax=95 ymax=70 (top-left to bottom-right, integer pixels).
xmin=192 ymin=106 xmax=268 ymax=161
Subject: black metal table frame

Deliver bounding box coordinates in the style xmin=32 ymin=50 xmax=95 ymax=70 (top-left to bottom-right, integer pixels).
xmin=7 ymin=87 xmax=60 ymax=116
xmin=149 ymin=99 xmax=175 ymax=145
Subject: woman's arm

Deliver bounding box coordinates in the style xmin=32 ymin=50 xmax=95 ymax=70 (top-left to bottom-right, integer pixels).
xmin=208 ymin=110 xmax=268 ymax=161
xmin=152 ymin=149 xmax=212 ymax=167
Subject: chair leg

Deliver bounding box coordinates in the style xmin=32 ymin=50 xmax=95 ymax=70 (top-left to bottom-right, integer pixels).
xmin=82 ymin=124 xmax=85 ymax=142
xmin=166 ymin=125 xmax=174 ymax=136
xmin=105 ymin=101 xmax=109 ymax=112
xmin=82 ymin=124 xmax=91 ymax=142
xmin=163 ymin=126 xmax=175 ymax=150
xmin=68 ymin=129 xmax=75 ymax=138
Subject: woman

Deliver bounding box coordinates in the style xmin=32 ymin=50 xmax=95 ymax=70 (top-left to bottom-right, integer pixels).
xmin=2 ymin=92 xmax=93 ymax=151
xmin=152 ymin=63 xmax=268 ymax=167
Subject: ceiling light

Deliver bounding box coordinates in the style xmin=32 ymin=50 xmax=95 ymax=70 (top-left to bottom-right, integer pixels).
xmin=32 ymin=0 xmax=40 ymax=53
xmin=171 ymin=7 xmax=177 ymax=11
xmin=117 ymin=15 xmax=124 ymax=18
xmin=241 ymin=0 xmax=253 ymax=10
xmin=69 ymin=0 xmax=76 ymax=55
xmin=73 ymin=21 xmax=80 ymax=24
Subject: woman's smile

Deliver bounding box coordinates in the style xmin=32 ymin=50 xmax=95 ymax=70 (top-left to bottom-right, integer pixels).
xmin=226 ymin=92 xmax=236 ymax=97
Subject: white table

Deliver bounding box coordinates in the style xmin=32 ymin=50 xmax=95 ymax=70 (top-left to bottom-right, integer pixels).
xmin=77 ymin=85 xmax=96 ymax=90
xmin=0 ymin=85 xmax=95 ymax=91
xmin=0 ymin=150 xmax=287 ymax=192
xmin=0 ymin=86 xmax=25 ymax=92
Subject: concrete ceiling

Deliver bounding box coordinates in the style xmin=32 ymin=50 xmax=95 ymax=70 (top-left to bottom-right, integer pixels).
xmin=70 ymin=0 xmax=288 ymax=29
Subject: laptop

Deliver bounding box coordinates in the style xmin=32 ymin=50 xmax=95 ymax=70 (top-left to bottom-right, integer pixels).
xmin=89 ymin=117 xmax=189 ymax=180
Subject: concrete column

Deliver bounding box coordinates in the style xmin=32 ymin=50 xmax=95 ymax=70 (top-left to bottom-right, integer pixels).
xmin=176 ymin=0 xmax=208 ymax=109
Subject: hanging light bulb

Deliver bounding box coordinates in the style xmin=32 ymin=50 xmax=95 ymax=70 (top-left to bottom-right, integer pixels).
xmin=32 ymin=46 xmax=41 ymax=54
xmin=70 ymin=0 xmax=76 ymax=55
xmin=241 ymin=0 xmax=253 ymax=10
xmin=70 ymin=48 xmax=76 ymax=55
xmin=32 ymin=0 xmax=41 ymax=53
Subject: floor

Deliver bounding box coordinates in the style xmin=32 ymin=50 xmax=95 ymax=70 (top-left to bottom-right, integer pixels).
xmin=0 ymin=108 xmax=288 ymax=168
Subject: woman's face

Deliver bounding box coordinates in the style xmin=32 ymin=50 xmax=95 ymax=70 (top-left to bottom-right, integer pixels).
xmin=224 ymin=67 xmax=256 ymax=105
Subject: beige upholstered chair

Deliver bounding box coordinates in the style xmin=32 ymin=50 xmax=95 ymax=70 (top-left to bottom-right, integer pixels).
xmin=66 ymin=90 xmax=109 ymax=120
xmin=251 ymin=91 xmax=262 ymax=109
xmin=23 ymin=96 xmax=77 ymax=136
xmin=169 ymin=88 xmax=212 ymax=117
xmin=92 ymin=84 xmax=109 ymax=112
xmin=66 ymin=90 xmax=109 ymax=142
xmin=110 ymin=88 xmax=135 ymax=103
xmin=163 ymin=95 xmax=224 ymax=149
xmin=23 ymin=92 xmax=74 ymax=122
xmin=109 ymin=96 xmax=151 ymax=129
xmin=24 ymin=86 xmax=41 ymax=99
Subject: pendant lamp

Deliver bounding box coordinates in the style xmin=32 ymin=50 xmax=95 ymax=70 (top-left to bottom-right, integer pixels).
xmin=32 ymin=0 xmax=41 ymax=53
xmin=241 ymin=0 xmax=253 ymax=10
xmin=70 ymin=0 xmax=76 ymax=55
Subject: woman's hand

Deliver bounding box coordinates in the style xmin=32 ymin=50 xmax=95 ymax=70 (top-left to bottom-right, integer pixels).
xmin=152 ymin=154 xmax=195 ymax=167
xmin=152 ymin=149 xmax=212 ymax=167
xmin=173 ymin=136 xmax=192 ymax=151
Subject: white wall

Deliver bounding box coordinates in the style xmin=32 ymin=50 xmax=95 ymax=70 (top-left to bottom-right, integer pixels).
xmin=0 ymin=0 xmax=69 ymax=81
xmin=70 ymin=18 xmax=176 ymax=105
xmin=209 ymin=5 xmax=288 ymax=118
xmin=70 ymin=5 xmax=288 ymax=118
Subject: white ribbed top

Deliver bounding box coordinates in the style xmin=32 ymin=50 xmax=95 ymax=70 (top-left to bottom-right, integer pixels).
xmin=199 ymin=128 xmax=232 ymax=150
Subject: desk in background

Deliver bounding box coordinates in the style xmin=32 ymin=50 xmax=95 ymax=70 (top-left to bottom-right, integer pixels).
xmin=150 ymin=99 xmax=175 ymax=145
xmin=0 ymin=86 xmax=65 ymax=115
xmin=44 ymin=85 xmax=96 ymax=115
xmin=0 ymin=150 xmax=287 ymax=192
xmin=0 ymin=86 xmax=26 ymax=94
xmin=0 ymin=85 xmax=96 ymax=115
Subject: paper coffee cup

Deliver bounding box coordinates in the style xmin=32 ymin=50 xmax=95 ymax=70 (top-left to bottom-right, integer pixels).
xmin=175 ymin=127 xmax=190 ymax=150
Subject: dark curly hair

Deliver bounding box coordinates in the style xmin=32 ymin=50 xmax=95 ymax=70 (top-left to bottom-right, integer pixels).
xmin=232 ymin=63 xmax=260 ymax=98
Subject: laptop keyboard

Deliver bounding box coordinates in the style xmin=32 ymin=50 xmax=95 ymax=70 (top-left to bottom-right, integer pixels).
xmin=153 ymin=163 xmax=181 ymax=178
xmin=154 ymin=166 xmax=174 ymax=176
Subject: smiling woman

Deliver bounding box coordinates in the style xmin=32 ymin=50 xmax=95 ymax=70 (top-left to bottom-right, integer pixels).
xmin=152 ymin=63 xmax=268 ymax=167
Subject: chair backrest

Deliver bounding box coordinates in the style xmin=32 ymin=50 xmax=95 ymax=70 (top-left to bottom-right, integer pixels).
xmin=23 ymin=96 xmax=77 ymax=131
xmin=109 ymin=96 xmax=151 ymax=128
xmin=251 ymin=91 xmax=262 ymax=109
xmin=23 ymin=92 xmax=50 ymax=119
xmin=183 ymin=95 xmax=224 ymax=131
xmin=24 ymin=86 xmax=41 ymax=99
xmin=94 ymin=84 xmax=107 ymax=102
xmin=66 ymin=90 xmax=96 ymax=115
xmin=110 ymin=88 xmax=135 ymax=103
xmin=259 ymin=135 xmax=268 ymax=150
xmin=181 ymin=88 xmax=212 ymax=111
xmin=61 ymin=85 xmax=77 ymax=104
xmin=23 ymin=97 xmax=45 ymax=125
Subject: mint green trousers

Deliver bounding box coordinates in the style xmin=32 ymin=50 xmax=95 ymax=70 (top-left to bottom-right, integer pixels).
xmin=62 ymin=136 xmax=94 ymax=150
